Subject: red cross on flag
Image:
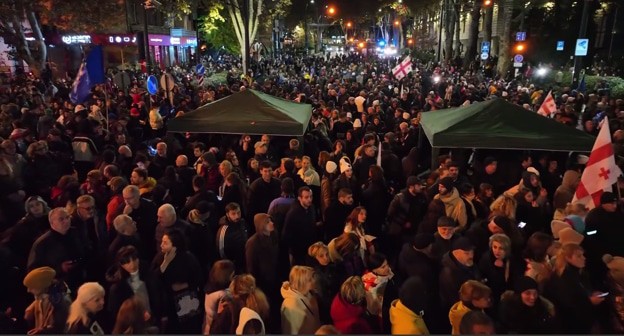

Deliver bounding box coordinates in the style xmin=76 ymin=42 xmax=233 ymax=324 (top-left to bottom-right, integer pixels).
xmin=392 ymin=56 xmax=412 ymax=80
xmin=572 ymin=117 xmax=622 ymax=209
xmin=537 ymin=90 xmax=557 ymax=117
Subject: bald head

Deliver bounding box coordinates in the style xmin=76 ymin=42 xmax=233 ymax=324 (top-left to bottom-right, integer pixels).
xmin=157 ymin=203 xmax=176 ymax=226
xmin=118 ymin=145 xmax=132 ymax=158
xmin=176 ymin=155 xmax=188 ymax=167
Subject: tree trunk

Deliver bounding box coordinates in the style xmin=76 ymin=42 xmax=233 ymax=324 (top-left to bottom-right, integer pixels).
xmin=443 ymin=0 xmax=455 ymax=61
xmin=6 ymin=11 xmax=46 ymax=76
xmin=463 ymin=0 xmax=481 ymax=67
xmin=454 ymin=2 xmax=461 ymax=57
xmin=483 ymin=4 xmax=493 ymax=45
xmin=225 ymin=0 xmax=261 ymax=74
xmin=496 ymin=0 xmax=514 ymax=76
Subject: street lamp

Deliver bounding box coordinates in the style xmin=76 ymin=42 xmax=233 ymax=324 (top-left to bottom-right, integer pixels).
xmin=394 ymin=20 xmax=400 ymax=26
xmin=346 ymin=21 xmax=352 ymax=28
xmin=327 ymin=6 xmax=335 ymax=15
xmin=514 ymin=43 xmax=525 ymax=52
xmin=484 ymin=0 xmax=492 ymax=6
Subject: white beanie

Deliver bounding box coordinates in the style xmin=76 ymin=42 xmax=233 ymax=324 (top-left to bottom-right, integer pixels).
xmin=326 ymin=161 xmax=337 ymax=174
xmin=526 ymin=167 xmax=540 ymax=176
xmin=235 ymin=307 xmax=265 ymax=335
xmin=353 ymin=119 xmax=362 ymax=128
xmin=339 ymin=157 xmax=352 ymax=174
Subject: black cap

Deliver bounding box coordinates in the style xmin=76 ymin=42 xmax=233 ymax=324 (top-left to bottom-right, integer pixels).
xmin=600 ymin=192 xmax=618 ymax=204
xmin=412 ymin=233 xmax=434 ymax=249
xmin=452 ymin=237 xmax=475 ymax=251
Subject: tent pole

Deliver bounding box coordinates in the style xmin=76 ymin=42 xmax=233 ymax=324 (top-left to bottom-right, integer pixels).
xmin=431 ymin=147 xmax=440 ymax=171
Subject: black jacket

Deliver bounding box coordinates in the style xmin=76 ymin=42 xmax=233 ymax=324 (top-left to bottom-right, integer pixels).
xmin=544 ymin=265 xmax=596 ymax=334
xmin=324 ymin=200 xmax=354 ymax=242
xmin=215 ymin=216 xmax=248 ymax=273
xmin=121 ymin=198 xmax=158 ymax=259
xmin=439 ymin=252 xmax=481 ymax=311
xmin=245 ymin=232 xmax=279 ymax=291
xmin=247 ymin=177 xmax=281 ymax=219
xmin=499 ymin=293 xmax=558 ymax=334
xmin=283 ymin=201 xmax=319 ymax=266
xmin=106 ymin=263 xmax=165 ymax=320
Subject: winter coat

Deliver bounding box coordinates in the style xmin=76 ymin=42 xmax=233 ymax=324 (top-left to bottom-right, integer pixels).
xmin=106 ymin=263 xmax=165 ymax=320
xmin=389 ymin=299 xmax=429 ymax=335
xmin=386 ymin=189 xmax=428 ymax=236
xmin=439 ymin=252 xmax=481 ymax=312
xmin=361 ymin=180 xmax=392 ymax=238
xmin=138 ymin=177 xmax=157 ymax=197
xmin=247 ymin=177 xmax=282 ymax=219
xmin=398 ymin=243 xmax=438 ymax=291
xmin=280 ymin=282 xmax=321 ymax=334
xmin=478 ymin=250 xmax=523 ymax=307
xmin=434 ymin=189 xmax=468 ymax=229
xmin=448 ymin=301 xmax=473 ymax=335
xmin=282 ymin=201 xmax=319 ymax=266
xmin=324 ymin=200 xmax=355 ymax=242
xmin=553 ymin=170 xmax=580 ymax=210
xmin=499 ymin=291 xmax=558 ymax=334
xmin=330 ymin=295 xmax=377 ymax=334
xmin=245 ymin=232 xmax=279 ymax=291
xmin=216 ymin=216 xmax=248 ymax=273
xmin=544 ymin=265 xmax=595 ymax=334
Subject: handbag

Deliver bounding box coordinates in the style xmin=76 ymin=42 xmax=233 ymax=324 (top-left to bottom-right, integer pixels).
xmin=172 ymin=287 xmax=201 ymax=321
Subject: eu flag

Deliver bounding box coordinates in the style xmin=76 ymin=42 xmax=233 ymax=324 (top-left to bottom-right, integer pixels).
xmin=577 ymin=75 xmax=586 ymax=93
xmin=69 ymin=46 xmax=105 ymax=104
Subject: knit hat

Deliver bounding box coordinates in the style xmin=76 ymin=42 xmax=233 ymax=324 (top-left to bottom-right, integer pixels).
xmin=526 ymin=167 xmax=540 ymax=176
xmin=130 ymin=107 xmax=140 ymax=117
xmin=353 ymin=118 xmax=362 ymax=128
xmin=235 ymin=307 xmax=265 ymax=335
xmin=406 ymin=176 xmax=424 ymax=187
xmin=514 ymin=276 xmax=538 ymax=294
xmin=438 ymin=177 xmax=454 ymax=191
xmin=564 ymin=215 xmax=585 ymax=233
xmin=23 ymin=267 xmax=56 ymax=291
xmin=24 ymin=195 xmax=49 ymax=214
xmin=339 ymin=157 xmax=352 ymax=174
xmin=452 ymin=237 xmax=475 ymax=251
xmin=559 ymin=227 xmax=584 ymax=245
xmin=412 ymin=233 xmax=434 ymax=249
xmin=399 ymin=277 xmax=427 ymax=314
xmin=492 ymin=216 xmax=513 ymax=232
xmin=551 ymin=219 xmax=569 ymax=239
xmin=326 ymin=161 xmax=337 ymax=174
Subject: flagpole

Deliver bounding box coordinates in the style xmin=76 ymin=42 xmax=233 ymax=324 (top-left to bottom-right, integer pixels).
xmin=104 ymin=89 xmax=109 ymax=132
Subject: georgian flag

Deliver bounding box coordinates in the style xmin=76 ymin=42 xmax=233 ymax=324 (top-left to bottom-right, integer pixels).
xmin=392 ymin=56 xmax=412 ymax=80
xmin=572 ymin=117 xmax=622 ymax=209
xmin=537 ymin=90 xmax=557 ymax=117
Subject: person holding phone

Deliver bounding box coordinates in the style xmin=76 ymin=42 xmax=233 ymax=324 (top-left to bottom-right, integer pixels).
xmin=544 ymin=244 xmax=605 ymax=334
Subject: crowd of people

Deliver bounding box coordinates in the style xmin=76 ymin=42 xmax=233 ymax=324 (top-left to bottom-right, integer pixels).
xmin=0 ymin=51 xmax=624 ymax=335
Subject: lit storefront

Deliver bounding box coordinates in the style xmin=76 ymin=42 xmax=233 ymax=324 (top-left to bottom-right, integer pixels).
xmin=148 ymin=34 xmax=197 ymax=68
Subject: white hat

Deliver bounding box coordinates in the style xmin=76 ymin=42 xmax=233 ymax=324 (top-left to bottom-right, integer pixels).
xmin=339 ymin=157 xmax=352 ymax=174
xmin=353 ymin=119 xmax=362 ymax=128
xmin=235 ymin=307 xmax=265 ymax=335
xmin=326 ymin=161 xmax=337 ymax=174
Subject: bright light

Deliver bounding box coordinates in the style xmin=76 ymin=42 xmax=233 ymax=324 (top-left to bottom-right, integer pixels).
xmin=328 ymin=6 xmax=335 ymax=14
xmin=310 ymin=0 xmax=314 ymax=3
xmin=378 ymin=40 xmax=386 ymax=47
xmin=407 ymin=38 xmax=414 ymax=45
xmin=376 ymin=47 xmax=381 ymax=52
xmin=515 ymin=43 xmax=525 ymax=52
xmin=536 ymin=68 xmax=548 ymax=77
xmin=358 ymin=42 xmax=365 ymax=48
xmin=346 ymin=22 xmax=352 ymax=28
xmin=384 ymin=47 xmax=397 ymax=56
xmin=484 ymin=0 xmax=492 ymax=6
xmin=433 ymin=75 xmax=441 ymax=83
xmin=378 ymin=8 xmax=382 ymax=12
xmin=349 ymin=37 xmax=354 ymax=42
xmin=394 ymin=20 xmax=400 ymax=26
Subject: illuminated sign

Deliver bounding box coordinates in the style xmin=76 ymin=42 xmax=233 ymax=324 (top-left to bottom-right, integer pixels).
xmin=170 ymin=37 xmax=181 ymax=45
xmin=61 ymin=35 xmax=91 ymax=44
xmin=108 ymin=35 xmax=136 ymax=44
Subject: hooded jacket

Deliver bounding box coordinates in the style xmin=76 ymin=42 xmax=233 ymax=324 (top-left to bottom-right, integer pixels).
xmin=280 ymin=282 xmax=321 ymax=334
xmin=553 ymin=170 xmax=580 ymax=210
xmin=138 ymin=177 xmax=157 ymax=196
xmin=434 ymin=188 xmax=468 ymax=229
xmin=389 ymin=299 xmax=429 ymax=335
xmin=330 ymin=294 xmax=376 ymax=334
xmin=439 ymin=252 xmax=481 ymax=311
xmin=448 ymin=301 xmax=473 ymax=335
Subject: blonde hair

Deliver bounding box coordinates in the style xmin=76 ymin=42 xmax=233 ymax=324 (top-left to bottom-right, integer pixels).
xmin=340 ymin=276 xmax=366 ymax=305
xmin=489 ymin=233 xmax=511 ymax=256
xmin=555 ymin=243 xmax=584 ymax=276
xmin=308 ymin=242 xmax=329 ymax=258
xmin=490 ymin=195 xmax=517 ymax=221
xmin=76 ymin=194 xmax=95 ymax=206
xmin=289 ymin=266 xmax=315 ymax=293
xmin=458 ymin=280 xmax=491 ymax=303
xmin=229 ymin=274 xmax=270 ymax=321
xmin=564 ymin=202 xmax=588 ymax=217
xmin=67 ymin=282 xmax=105 ymax=328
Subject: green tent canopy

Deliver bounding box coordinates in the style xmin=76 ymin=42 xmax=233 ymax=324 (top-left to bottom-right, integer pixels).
xmin=167 ymin=89 xmax=312 ymax=136
xmin=420 ymin=98 xmax=595 ymax=152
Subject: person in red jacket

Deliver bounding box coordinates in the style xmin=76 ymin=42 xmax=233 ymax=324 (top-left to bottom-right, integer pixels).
xmin=330 ymin=276 xmax=380 ymax=334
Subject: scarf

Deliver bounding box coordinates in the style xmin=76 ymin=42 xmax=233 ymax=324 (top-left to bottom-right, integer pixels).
xmin=160 ymin=247 xmax=177 ymax=273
